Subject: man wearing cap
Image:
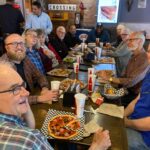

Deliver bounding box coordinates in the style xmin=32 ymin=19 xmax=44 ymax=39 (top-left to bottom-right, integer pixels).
xmin=87 ymin=24 xmax=110 ymax=43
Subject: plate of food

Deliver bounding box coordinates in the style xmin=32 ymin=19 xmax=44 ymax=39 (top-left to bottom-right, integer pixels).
xmin=103 ymin=84 xmax=125 ymax=100
xmin=96 ymin=70 xmax=115 ymax=79
xmin=63 ymin=57 xmax=76 ymax=63
xmin=88 ymin=43 xmax=96 ymax=48
xmin=47 ymin=69 xmax=72 ymax=77
xmin=41 ymin=109 xmax=85 ymax=140
xmin=60 ymin=78 xmax=86 ymax=91
xmin=92 ymin=57 xmax=115 ymax=64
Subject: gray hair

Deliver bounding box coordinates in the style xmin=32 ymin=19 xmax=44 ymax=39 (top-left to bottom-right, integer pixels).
xmin=56 ymin=26 xmax=66 ymax=33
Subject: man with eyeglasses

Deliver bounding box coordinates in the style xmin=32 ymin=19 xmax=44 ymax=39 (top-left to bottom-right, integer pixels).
xmin=102 ymin=32 xmax=150 ymax=107
xmin=49 ymin=26 xmax=68 ymax=59
xmin=124 ymin=44 xmax=150 ymax=150
xmin=103 ymin=28 xmax=132 ymax=76
xmin=0 ymin=61 xmax=111 ymax=150
xmin=0 ymin=34 xmax=58 ymax=105
xmin=24 ymin=29 xmax=46 ymax=75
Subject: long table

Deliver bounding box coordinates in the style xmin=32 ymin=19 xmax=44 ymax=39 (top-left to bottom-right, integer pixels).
xmin=31 ymin=62 xmax=128 ymax=150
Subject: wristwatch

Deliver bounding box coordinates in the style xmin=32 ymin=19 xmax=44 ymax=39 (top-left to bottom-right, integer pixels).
xmin=109 ymin=77 xmax=113 ymax=82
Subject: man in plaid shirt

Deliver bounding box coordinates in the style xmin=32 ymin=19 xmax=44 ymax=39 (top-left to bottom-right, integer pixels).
xmin=24 ymin=29 xmax=46 ymax=75
xmin=0 ymin=61 xmax=54 ymax=149
xmin=0 ymin=34 xmax=58 ymax=104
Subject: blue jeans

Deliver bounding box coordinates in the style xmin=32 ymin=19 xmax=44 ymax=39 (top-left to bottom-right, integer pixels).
xmin=126 ymin=128 xmax=150 ymax=150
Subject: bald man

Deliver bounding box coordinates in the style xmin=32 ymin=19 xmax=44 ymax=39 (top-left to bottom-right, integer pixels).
xmin=49 ymin=26 xmax=68 ymax=59
xmin=0 ymin=34 xmax=58 ymax=104
xmin=0 ymin=61 xmax=111 ymax=149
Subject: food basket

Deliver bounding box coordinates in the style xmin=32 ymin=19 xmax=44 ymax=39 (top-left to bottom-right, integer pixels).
xmin=103 ymin=84 xmax=125 ymax=100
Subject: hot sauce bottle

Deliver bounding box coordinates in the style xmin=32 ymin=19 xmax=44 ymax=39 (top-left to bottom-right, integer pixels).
xmin=88 ymin=75 xmax=92 ymax=92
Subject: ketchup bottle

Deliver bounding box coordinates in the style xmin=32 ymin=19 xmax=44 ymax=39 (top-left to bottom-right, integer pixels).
xmin=88 ymin=76 xmax=92 ymax=92
xmin=76 ymin=64 xmax=79 ymax=73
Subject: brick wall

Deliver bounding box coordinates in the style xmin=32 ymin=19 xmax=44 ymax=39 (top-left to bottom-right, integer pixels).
xmin=47 ymin=0 xmax=96 ymax=28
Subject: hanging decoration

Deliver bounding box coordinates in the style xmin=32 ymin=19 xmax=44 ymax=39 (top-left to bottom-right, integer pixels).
xmin=126 ymin=0 xmax=134 ymax=12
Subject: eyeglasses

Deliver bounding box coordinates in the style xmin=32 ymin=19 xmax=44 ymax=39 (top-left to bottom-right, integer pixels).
xmin=0 ymin=82 xmax=26 ymax=96
xmin=6 ymin=42 xmax=25 ymax=48
xmin=121 ymin=34 xmax=128 ymax=36
xmin=26 ymin=34 xmax=37 ymax=38
xmin=58 ymin=31 xmax=66 ymax=34
xmin=127 ymin=38 xmax=140 ymax=42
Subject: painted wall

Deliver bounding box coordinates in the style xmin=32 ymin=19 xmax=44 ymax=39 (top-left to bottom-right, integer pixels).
xmin=120 ymin=0 xmax=150 ymax=23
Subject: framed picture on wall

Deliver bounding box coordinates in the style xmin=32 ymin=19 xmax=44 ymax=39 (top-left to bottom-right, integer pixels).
xmin=97 ymin=0 xmax=120 ymax=23
xmin=75 ymin=12 xmax=81 ymax=27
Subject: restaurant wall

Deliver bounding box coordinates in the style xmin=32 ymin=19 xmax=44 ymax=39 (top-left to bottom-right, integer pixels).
xmin=47 ymin=0 xmax=97 ymax=29
xmin=47 ymin=0 xmax=150 ymax=37
xmin=120 ymin=0 xmax=150 ymax=23
xmin=119 ymin=0 xmax=150 ymax=39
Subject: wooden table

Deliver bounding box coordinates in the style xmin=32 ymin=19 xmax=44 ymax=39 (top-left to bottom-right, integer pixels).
xmin=31 ymin=64 xmax=128 ymax=150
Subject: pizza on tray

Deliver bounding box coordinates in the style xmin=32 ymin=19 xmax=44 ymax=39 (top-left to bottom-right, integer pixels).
xmin=48 ymin=115 xmax=80 ymax=139
xmin=96 ymin=70 xmax=114 ymax=79
xmin=47 ymin=69 xmax=72 ymax=77
xmin=93 ymin=58 xmax=115 ymax=64
xmin=60 ymin=79 xmax=85 ymax=91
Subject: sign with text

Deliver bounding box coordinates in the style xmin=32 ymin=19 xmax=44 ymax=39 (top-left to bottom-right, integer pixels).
xmin=48 ymin=4 xmax=76 ymax=11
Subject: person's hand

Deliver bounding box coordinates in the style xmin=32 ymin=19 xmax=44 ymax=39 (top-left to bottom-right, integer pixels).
xmin=41 ymin=87 xmax=49 ymax=94
xmin=22 ymin=98 xmax=35 ymax=129
xmin=38 ymin=90 xmax=59 ymax=104
xmin=89 ymin=130 xmax=111 ymax=150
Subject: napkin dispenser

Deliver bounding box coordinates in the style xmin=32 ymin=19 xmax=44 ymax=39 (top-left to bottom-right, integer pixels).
xmin=63 ymin=91 xmax=75 ymax=107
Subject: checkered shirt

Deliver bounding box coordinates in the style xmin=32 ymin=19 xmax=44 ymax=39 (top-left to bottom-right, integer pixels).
xmin=0 ymin=113 xmax=53 ymax=150
xmin=26 ymin=48 xmax=45 ymax=75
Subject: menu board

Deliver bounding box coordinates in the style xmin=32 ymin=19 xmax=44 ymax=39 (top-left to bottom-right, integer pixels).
xmin=97 ymin=0 xmax=120 ymax=23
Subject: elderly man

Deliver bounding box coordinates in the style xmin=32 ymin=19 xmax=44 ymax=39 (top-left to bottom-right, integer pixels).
xmin=49 ymin=26 xmax=69 ymax=59
xmin=124 ymin=44 xmax=150 ymax=150
xmin=112 ymin=24 xmax=126 ymax=47
xmin=25 ymin=1 xmax=53 ymax=35
xmin=103 ymin=28 xmax=132 ymax=76
xmin=0 ymin=34 xmax=58 ymax=104
xmin=103 ymin=32 xmax=150 ymax=107
xmin=0 ymin=61 xmax=111 ymax=149
xmin=64 ymin=24 xmax=80 ymax=49
xmin=24 ymin=28 xmax=46 ymax=75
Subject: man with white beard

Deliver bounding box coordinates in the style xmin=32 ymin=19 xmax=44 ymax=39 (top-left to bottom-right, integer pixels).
xmin=102 ymin=32 xmax=150 ymax=107
xmin=49 ymin=26 xmax=68 ymax=59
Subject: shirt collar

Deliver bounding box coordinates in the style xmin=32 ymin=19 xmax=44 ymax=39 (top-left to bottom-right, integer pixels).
xmin=0 ymin=113 xmax=25 ymax=126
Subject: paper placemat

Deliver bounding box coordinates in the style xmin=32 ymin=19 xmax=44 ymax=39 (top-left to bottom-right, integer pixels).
xmin=96 ymin=103 xmax=124 ymax=118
